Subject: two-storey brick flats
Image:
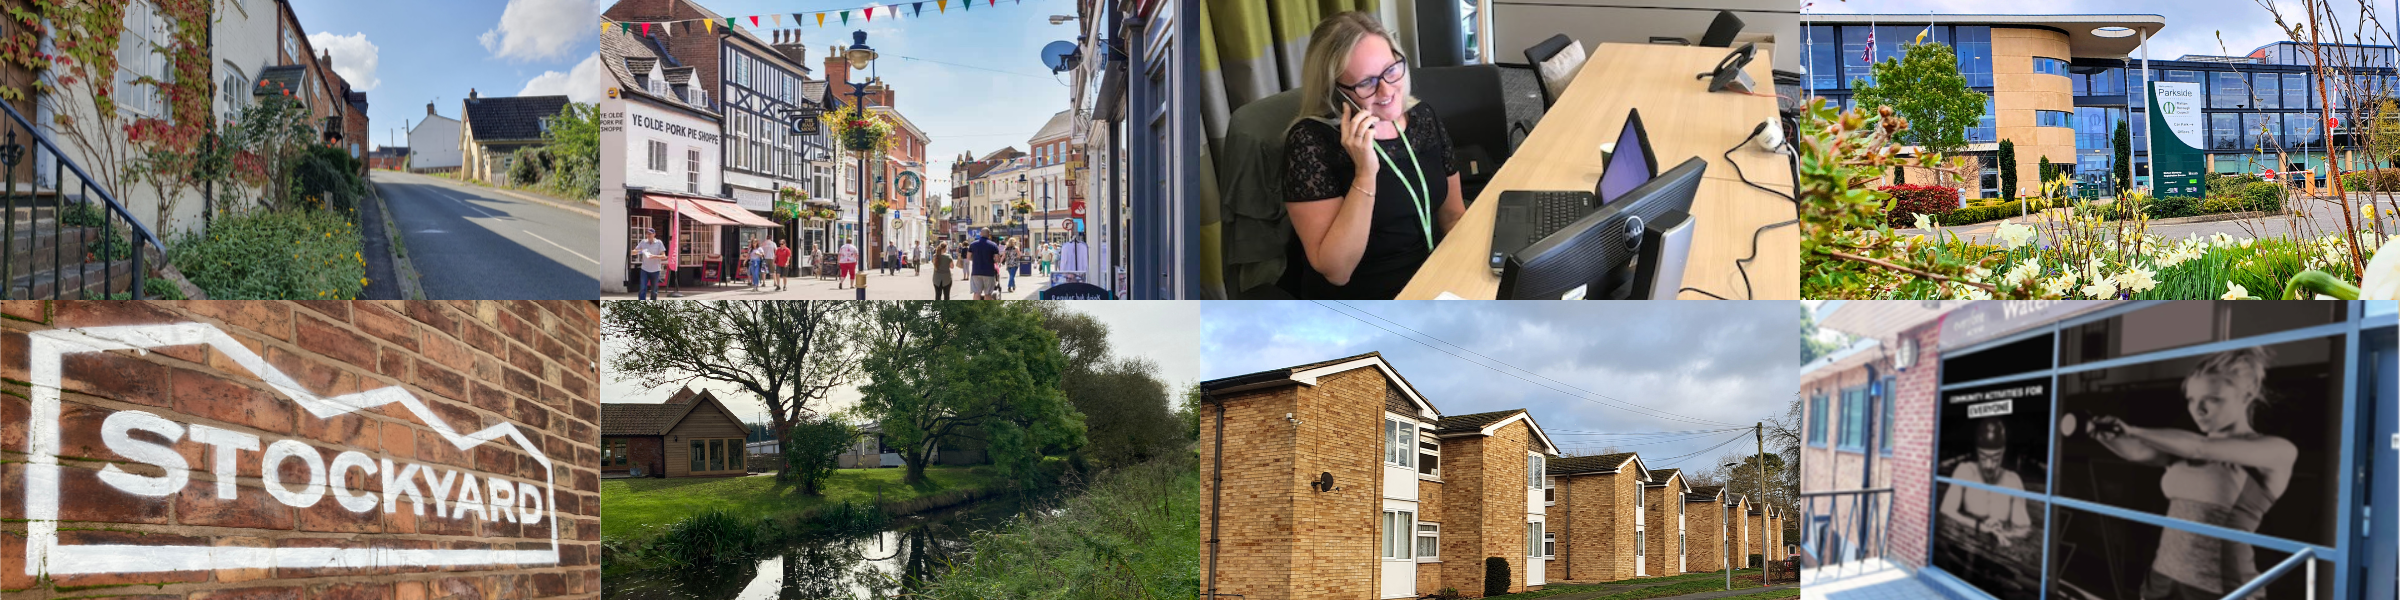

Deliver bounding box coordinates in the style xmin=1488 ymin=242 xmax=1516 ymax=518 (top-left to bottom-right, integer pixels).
xmin=1200 ymin=352 xmax=1562 ymax=599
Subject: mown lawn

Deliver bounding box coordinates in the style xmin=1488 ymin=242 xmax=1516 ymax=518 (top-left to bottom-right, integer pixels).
xmin=1494 ymin=568 xmax=1768 ymax=599
xmin=600 ymin=465 xmax=1010 ymax=538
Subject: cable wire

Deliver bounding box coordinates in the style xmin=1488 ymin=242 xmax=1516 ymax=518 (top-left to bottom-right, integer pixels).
xmin=1313 ymin=301 xmax=1749 ymax=427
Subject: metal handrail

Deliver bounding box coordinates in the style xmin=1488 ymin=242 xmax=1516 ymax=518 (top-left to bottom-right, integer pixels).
xmin=2220 ymin=548 xmax=2314 ymax=600
xmin=1800 ymin=487 xmax=1893 ymax=575
xmin=0 ymin=94 xmax=163 ymax=299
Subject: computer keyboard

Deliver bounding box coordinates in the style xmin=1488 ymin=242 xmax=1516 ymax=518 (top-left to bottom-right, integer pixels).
xmin=1533 ymin=192 xmax=1589 ymax=237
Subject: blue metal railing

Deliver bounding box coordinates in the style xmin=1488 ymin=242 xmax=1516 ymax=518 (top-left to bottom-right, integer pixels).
xmin=1800 ymin=487 xmax=1892 ymax=577
xmin=0 ymin=96 xmax=163 ymax=299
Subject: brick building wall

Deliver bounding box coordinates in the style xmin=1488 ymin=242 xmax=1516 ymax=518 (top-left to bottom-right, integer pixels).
xmin=1437 ymin=436 xmax=1490 ymax=594
xmin=1481 ymin=421 xmax=1530 ymax=595
xmin=0 ymin=300 xmax=602 ymax=600
xmin=1884 ymin=322 xmax=1941 ymax=570
xmin=1642 ymin=481 xmax=1678 ymax=574
xmin=1200 ymin=366 xmax=1392 ymax=599
xmin=1685 ymin=496 xmax=1724 ymax=573
xmin=1416 ymin=479 xmax=1446 ymax=594
xmin=1558 ymin=470 xmax=1637 ymax=581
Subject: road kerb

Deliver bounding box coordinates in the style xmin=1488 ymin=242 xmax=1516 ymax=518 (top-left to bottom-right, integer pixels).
xmin=371 ymin=181 xmax=428 ymax=300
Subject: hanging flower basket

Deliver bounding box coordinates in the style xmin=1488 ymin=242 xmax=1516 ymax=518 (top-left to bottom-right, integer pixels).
xmin=870 ymin=199 xmax=891 ymax=213
xmin=823 ymin=105 xmax=895 ymax=153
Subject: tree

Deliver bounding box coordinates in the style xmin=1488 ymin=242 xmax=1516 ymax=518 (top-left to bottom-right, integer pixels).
xmin=603 ymin=301 xmax=867 ymax=479
xmin=1998 ymin=139 xmax=2018 ymax=201
xmin=857 ymin=301 xmax=1087 ymax=485
xmin=1032 ymin=302 xmax=1185 ymax=469
xmin=543 ymin=102 xmax=601 ymax=200
xmin=2038 ymin=155 xmax=2055 ymax=191
xmin=1802 ymin=303 xmax=1853 ymax=364
xmin=2114 ymin=119 xmax=2132 ymax=195
xmin=1178 ymin=383 xmax=1203 ymax=442
xmin=782 ymin=417 xmax=855 ymax=495
xmin=1712 ymin=451 xmax=1793 ymax=519
xmin=1850 ymin=41 xmax=1988 ymax=185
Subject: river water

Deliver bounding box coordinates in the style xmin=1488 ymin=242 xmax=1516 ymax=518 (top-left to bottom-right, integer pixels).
xmin=604 ymin=487 xmax=1065 ymax=600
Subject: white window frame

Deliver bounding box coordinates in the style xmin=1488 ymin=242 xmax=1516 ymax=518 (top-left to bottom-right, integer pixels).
xmin=117 ymin=0 xmax=169 ymax=118
xmin=1383 ymin=417 xmax=1413 ymax=469
xmin=1526 ymin=520 xmax=1545 ymax=558
xmin=1415 ymin=522 xmax=1440 ymax=562
xmin=1544 ymin=531 xmax=1556 ymax=558
xmin=1382 ymin=509 xmax=1415 ymax=560
xmin=647 ymin=140 xmax=668 ymax=173
xmin=686 ymin=148 xmax=701 ymax=193
xmin=1636 ymin=530 xmax=1645 ymax=556
xmin=1544 ymin=475 xmax=1556 ymax=506
xmin=1417 ymin=432 xmax=1441 ymax=479
xmin=1526 ymin=453 xmax=1543 ymax=488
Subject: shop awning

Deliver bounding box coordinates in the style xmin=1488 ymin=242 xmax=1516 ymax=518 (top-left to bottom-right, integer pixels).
xmin=668 ymin=198 xmax=739 ymax=226
xmin=689 ymin=199 xmax=782 ymax=228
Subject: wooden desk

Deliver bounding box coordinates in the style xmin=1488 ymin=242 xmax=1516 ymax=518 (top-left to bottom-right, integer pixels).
xmin=1397 ymin=43 xmax=1797 ymax=300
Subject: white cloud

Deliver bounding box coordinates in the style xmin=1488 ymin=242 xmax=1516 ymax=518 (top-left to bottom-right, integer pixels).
xmin=481 ymin=0 xmax=605 ymax=62
xmin=520 ymin=52 xmax=604 ymax=103
xmin=308 ymin=32 xmax=381 ymax=91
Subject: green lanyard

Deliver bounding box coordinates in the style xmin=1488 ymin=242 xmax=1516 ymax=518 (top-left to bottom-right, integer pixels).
xmin=1368 ymin=124 xmax=1436 ymax=249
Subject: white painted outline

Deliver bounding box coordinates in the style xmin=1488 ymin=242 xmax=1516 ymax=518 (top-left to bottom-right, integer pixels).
xmin=24 ymin=323 xmax=559 ymax=576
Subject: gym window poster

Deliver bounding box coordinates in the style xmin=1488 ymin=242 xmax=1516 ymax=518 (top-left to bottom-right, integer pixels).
xmin=1933 ymin=302 xmax=2346 ymax=600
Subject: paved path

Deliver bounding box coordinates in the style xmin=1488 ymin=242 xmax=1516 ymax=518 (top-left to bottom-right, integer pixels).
xmin=372 ymin=170 xmax=599 ymax=299
xmin=1535 ymin=582 xmax=1795 ymax=600
xmin=356 ymin=179 xmax=401 ymax=300
xmin=1901 ymin=192 xmax=2397 ymax=245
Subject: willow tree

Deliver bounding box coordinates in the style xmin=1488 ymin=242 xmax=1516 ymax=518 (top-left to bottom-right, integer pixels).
xmin=857 ymin=301 xmax=1086 ymax=486
xmin=602 ymin=301 xmax=867 ymax=479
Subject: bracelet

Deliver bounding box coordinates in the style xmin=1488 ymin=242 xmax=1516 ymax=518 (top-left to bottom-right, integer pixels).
xmin=1351 ymin=183 xmax=1374 ymax=196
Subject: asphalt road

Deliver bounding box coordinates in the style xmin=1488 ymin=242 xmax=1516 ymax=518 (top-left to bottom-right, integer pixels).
xmin=371 ymin=171 xmax=599 ymax=299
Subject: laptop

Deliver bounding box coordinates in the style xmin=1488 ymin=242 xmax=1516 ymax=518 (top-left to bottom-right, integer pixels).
xmin=1488 ymin=108 xmax=1659 ymax=272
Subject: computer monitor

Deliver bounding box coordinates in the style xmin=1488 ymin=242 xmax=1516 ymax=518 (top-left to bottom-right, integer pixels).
xmin=1597 ymin=109 xmax=1658 ymax=204
xmin=1498 ymin=156 xmax=1708 ymax=300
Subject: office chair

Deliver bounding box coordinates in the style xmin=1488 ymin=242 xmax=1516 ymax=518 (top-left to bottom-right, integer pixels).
xmin=1700 ymin=11 xmax=1745 ymax=48
xmin=1523 ymin=34 xmax=1587 ymax=109
xmin=1414 ymin=65 xmax=1518 ymax=205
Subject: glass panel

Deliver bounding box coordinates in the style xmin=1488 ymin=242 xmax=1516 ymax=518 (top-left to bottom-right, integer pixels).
xmin=1880 ymin=377 xmax=1898 ymax=456
xmin=2211 ymin=113 xmax=2241 ymax=150
xmin=2254 ymin=72 xmax=2279 ymax=109
xmin=2092 ymin=67 xmax=2125 ymax=96
xmin=1956 ymin=26 xmax=1993 ymax=88
xmin=1400 ymin=512 xmax=1413 ymax=558
xmin=2162 ymin=70 xmax=2200 ymax=83
xmin=1968 ymin=96 xmax=1997 ymax=143
xmin=1942 ymin=332 xmax=2055 ymax=384
xmin=2286 ymin=73 xmax=2310 ymax=109
xmin=1418 ymin=525 xmax=1439 ymax=558
xmin=1386 ymin=419 xmax=1399 ymax=464
xmin=1808 ymin=25 xmax=1839 ymax=90
xmin=730 ymin=440 xmax=744 ymax=470
xmin=1842 ymin=26 xmax=1874 ymax=88
xmin=2060 ymin=302 xmax=2346 ymax=365
xmin=2244 ymin=113 xmax=2280 ymax=152
xmin=690 ymin=440 xmax=705 ymax=472
xmin=2214 ymin=71 xmax=2248 ymax=108
xmin=1838 ymin=387 xmax=1868 ymax=450
xmin=708 ymin=439 xmax=724 ymax=471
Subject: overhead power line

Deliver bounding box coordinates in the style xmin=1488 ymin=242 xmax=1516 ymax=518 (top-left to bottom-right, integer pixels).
xmin=1649 ymin=429 xmax=1755 ymax=467
xmin=1311 ymin=301 xmax=1747 ymax=428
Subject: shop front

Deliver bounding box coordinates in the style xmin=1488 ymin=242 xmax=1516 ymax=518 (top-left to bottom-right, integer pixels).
xmin=1807 ymin=301 xmax=2398 ymax=600
xmin=624 ymin=191 xmax=780 ymax=289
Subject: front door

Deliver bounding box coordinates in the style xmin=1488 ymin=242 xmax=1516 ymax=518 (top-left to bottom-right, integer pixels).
xmin=1381 ymin=509 xmax=1416 ymax=598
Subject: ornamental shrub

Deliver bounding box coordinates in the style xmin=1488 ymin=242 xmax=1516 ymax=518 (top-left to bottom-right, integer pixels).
xmin=1880 ymin=184 xmax=1962 ymax=227
xmin=165 ymin=207 xmax=365 ymax=299
xmin=2145 ymin=193 xmax=2200 ymax=219
xmin=2243 ymin=182 xmax=2286 ymax=212
xmin=1484 ymin=557 xmax=1512 ymax=596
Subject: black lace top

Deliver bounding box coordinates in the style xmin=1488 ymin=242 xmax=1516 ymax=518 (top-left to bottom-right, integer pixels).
xmin=1283 ymin=102 xmax=1457 ymax=300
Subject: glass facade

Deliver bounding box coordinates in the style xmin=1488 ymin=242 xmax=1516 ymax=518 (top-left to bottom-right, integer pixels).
xmin=2032 ymin=57 xmax=2071 ymax=76
xmin=2035 ymin=110 xmax=2071 ymax=128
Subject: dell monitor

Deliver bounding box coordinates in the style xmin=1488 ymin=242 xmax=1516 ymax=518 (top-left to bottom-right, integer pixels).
xmin=1498 ymin=156 xmax=1708 ymax=300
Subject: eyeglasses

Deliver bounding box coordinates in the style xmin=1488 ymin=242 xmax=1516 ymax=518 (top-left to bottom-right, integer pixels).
xmin=1342 ymin=53 xmax=1408 ymax=98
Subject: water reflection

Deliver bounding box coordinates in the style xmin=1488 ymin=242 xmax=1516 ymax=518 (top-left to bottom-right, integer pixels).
xmin=606 ymin=490 xmax=1055 ymax=600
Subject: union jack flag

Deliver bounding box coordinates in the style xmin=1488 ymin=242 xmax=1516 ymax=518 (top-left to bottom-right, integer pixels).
xmin=1863 ymin=28 xmax=1876 ymax=64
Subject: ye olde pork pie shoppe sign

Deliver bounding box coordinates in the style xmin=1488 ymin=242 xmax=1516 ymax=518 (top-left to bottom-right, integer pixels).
xmin=4 ymin=301 xmax=600 ymax=597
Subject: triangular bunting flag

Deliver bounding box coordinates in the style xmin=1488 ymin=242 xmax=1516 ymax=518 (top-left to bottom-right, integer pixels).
xmin=865 ymin=7 xmax=874 ymax=21
xmin=601 ymin=22 xmax=610 ymax=34
xmin=841 ymin=10 xmax=849 ymax=24
xmin=913 ymin=2 xmax=923 ymax=17
xmin=793 ymin=13 xmax=806 ymax=28
xmin=641 ymin=22 xmax=650 ymax=36
xmin=817 ymin=12 xmax=826 ymax=26
xmin=705 ymin=19 xmax=714 ymax=33
xmin=772 ymin=14 xmax=782 ymax=26
xmin=749 ymin=15 xmax=759 ymax=27
xmin=939 ymin=0 xmax=949 ymax=13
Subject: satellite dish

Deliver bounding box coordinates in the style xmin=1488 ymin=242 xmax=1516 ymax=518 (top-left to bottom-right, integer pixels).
xmin=1312 ymin=471 xmax=1336 ymax=492
xmin=1040 ymin=40 xmax=1081 ymax=73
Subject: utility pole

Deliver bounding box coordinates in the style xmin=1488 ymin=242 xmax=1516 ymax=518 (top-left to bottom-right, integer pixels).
xmin=1723 ymin=500 xmax=1732 ymax=591
xmin=1757 ymin=422 xmax=1774 ymax=586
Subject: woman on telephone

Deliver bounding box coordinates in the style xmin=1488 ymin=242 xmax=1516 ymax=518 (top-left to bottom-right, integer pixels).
xmin=1283 ymin=11 xmax=1465 ymax=299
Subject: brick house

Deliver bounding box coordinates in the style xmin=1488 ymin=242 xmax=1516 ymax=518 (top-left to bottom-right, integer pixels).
xmin=1746 ymin=502 xmax=1780 ymax=566
xmin=1643 ymin=468 xmax=1692 ymax=574
xmin=1548 ymin=452 xmax=1651 ymax=581
xmin=599 ymin=387 xmax=750 ymax=478
xmin=1802 ymin=301 xmax=1957 ymax=572
xmin=1199 ymin=352 xmax=1559 ymax=600
xmin=1 ymin=300 xmax=602 ymax=599
xmin=1684 ymin=485 xmax=1730 ymax=574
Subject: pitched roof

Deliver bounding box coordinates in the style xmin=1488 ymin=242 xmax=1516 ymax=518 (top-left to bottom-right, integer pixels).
xmin=1030 ymin=109 xmax=1074 ymax=143
xmin=1549 ymin=452 xmax=1637 ymax=476
xmin=1648 ymin=468 xmax=1682 ymax=486
xmin=1200 ymin=351 xmax=1442 ymax=420
xmin=602 ymin=387 xmax=734 ymax=436
xmin=1434 ymin=409 xmax=1524 ymax=434
xmin=464 ymin=94 xmax=571 ymax=142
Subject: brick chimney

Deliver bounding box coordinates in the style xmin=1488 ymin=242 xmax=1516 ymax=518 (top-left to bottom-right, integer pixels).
xmin=468 ymin=88 xmax=479 ymax=101
xmin=426 ymin=102 xmax=437 ymax=116
xmin=772 ymin=30 xmax=809 ymax=72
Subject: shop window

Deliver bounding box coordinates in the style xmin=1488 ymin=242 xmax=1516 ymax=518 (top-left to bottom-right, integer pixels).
xmin=648 ymin=140 xmax=667 ymax=172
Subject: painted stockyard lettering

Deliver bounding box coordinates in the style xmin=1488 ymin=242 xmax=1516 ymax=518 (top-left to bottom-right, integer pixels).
xmin=24 ymin=322 xmax=560 ymax=576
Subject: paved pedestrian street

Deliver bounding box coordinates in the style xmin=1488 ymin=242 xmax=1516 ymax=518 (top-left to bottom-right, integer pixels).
xmin=601 ymin=262 xmax=1056 ymax=300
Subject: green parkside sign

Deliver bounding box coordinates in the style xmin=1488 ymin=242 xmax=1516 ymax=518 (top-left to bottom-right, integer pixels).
xmin=2148 ymin=81 xmax=2207 ymax=198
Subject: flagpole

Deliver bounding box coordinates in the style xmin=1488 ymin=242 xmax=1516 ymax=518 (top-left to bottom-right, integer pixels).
xmin=2142 ymin=26 xmax=2153 ymax=193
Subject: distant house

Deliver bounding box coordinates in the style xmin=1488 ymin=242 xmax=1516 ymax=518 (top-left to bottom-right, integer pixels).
xmin=839 ymin=423 xmax=938 ymax=468
xmin=458 ymin=90 xmax=570 ymax=185
xmin=409 ymin=102 xmax=462 ymax=173
xmin=367 ymin=146 xmax=409 ymax=171
xmin=600 ymin=387 xmax=750 ymax=478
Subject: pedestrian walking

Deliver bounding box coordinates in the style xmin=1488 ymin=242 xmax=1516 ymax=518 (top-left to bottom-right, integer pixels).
xmin=773 ymin=240 xmax=792 ymax=291
xmin=969 ymin=231 xmax=1001 ymax=300
xmin=838 ymin=239 xmax=859 ymax=289
xmin=745 ymin=239 xmax=765 ymax=290
xmin=932 ymin=242 xmax=954 ymax=300
xmin=1003 ymin=239 xmax=1019 ymax=294
xmin=912 ymin=242 xmax=924 ymax=276
xmin=631 ymin=228 xmax=666 ymax=300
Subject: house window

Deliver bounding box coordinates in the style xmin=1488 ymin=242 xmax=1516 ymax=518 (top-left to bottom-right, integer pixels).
xmin=1528 ymin=521 xmax=1545 ymax=557
xmin=1418 ymin=436 xmax=1441 ymax=477
xmin=1838 ymin=386 xmax=1869 ymax=452
xmin=1382 ymin=510 xmax=1415 ymax=559
xmin=1681 ymin=532 xmax=1687 ymax=556
xmin=648 ymin=140 xmax=668 ymax=172
xmin=1416 ymin=523 xmax=1440 ymax=561
xmin=117 ymin=0 xmax=170 ymax=117
xmin=223 ymin=73 xmax=250 ymax=113
xmin=689 ymin=439 xmax=705 ymax=472
xmin=1384 ymin=418 xmax=1413 ymax=469
xmin=628 ymin=216 xmax=652 ymax=261
xmin=603 ymin=439 xmax=629 ymax=467
xmin=1636 ymin=530 xmax=1645 ymax=556
xmin=708 ymin=439 xmax=725 ymax=471
xmin=1879 ymin=376 xmax=1897 ymax=456
xmin=687 ymin=148 xmax=701 ymax=193
xmin=1544 ymin=532 xmax=1556 ymax=557
xmin=1807 ymin=394 xmax=1829 ymax=447
xmin=1544 ymin=476 xmax=1555 ymax=504
xmin=1527 ymin=454 xmax=1543 ymax=488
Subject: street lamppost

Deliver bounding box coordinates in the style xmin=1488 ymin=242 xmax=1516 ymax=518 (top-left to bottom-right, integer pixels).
xmin=1016 ymin=173 xmax=1029 ymax=247
xmin=844 ymin=30 xmax=878 ymax=300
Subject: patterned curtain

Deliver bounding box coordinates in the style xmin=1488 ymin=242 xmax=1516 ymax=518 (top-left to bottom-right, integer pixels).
xmin=1201 ymin=0 xmax=1380 ymax=298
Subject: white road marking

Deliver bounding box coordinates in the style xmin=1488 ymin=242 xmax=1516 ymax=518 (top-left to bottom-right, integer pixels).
xmin=523 ymin=230 xmax=598 ymax=265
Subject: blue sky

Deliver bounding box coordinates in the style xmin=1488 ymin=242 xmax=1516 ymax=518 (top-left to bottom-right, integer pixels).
xmin=1202 ymin=302 xmax=1799 ymax=472
xmin=1809 ymin=0 xmax=2400 ymax=61
xmin=291 ymin=0 xmax=605 ymax=151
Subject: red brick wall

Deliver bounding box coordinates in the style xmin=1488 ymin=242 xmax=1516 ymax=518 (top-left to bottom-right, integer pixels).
xmin=1884 ymin=322 xmax=1941 ymax=569
xmin=603 ymin=0 xmax=725 ymax=102
xmin=1200 ymin=365 xmax=1396 ymax=600
xmin=0 ymin=300 xmax=602 ymax=600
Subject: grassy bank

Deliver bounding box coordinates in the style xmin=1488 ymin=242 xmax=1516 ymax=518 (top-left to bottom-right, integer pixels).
xmin=908 ymin=452 xmax=1199 ymax=599
xmin=600 ymin=465 xmax=1011 ymax=539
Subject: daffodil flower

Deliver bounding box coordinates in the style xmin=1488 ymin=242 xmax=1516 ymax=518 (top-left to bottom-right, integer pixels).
xmin=2223 ymin=281 xmax=2258 ymax=300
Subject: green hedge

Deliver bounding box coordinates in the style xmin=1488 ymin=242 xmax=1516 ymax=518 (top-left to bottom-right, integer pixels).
xmin=1938 ymin=197 xmax=2054 ymax=226
xmin=2339 ymin=169 xmax=2400 ymax=192
xmin=166 ymin=208 xmax=366 ymax=299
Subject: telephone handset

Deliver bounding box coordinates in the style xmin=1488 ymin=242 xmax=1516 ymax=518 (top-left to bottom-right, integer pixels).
xmin=1707 ymin=42 xmax=1759 ymax=93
